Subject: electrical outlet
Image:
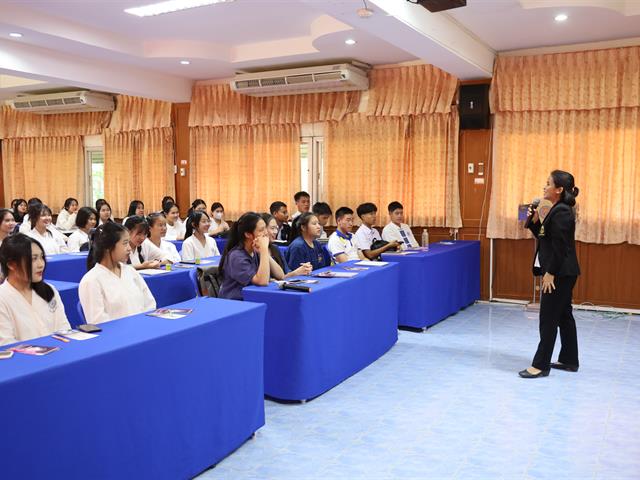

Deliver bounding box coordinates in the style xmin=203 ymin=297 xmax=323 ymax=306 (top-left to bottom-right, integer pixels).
xmin=467 ymin=163 xmax=474 ymax=174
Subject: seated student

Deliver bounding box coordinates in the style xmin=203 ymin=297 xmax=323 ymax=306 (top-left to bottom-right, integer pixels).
xmin=55 ymin=197 xmax=79 ymax=231
xmin=208 ymin=202 xmax=230 ymax=237
xmin=79 ymin=222 xmax=156 ymax=324
xmin=269 ymin=201 xmax=291 ymax=242
xmin=312 ymin=202 xmax=332 ymax=240
xmin=25 ymin=204 xmax=68 ymax=255
xmin=218 ymin=212 xmax=271 ymax=300
xmin=327 ymin=207 xmax=364 ymax=263
xmin=260 ymin=213 xmax=312 ymax=278
xmin=180 ymin=211 xmax=220 ymax=261
xmin=286 ymin=212 xmax=332 ymax=271
xmin=0 ymin=209 xmax=17 ymax=248
xmin=122 ymin=200 xmax=145 ymax=225
xmin=291 ymin=191 xmax=311 ymax=220
xmin=18 ymin=198 xmax=43 ymax=234
xmin=187 ymin=198 xmax=207 ymax=217
xmin=95 ymin=199 xmax=114 ymax=226
xmin=67 ymin=207 xmax=98 ymax=252
xmin=124 ymin=216 xmax=164 ymax=269
xmin=354 ymin=203 xmax=399 ymax=260
xmin=382 ymin=201 xmax=419 ymax=249
xmin=0 ymin=234 xmax=71 ymax=345
xmin=162 ymin=201 xmax=185 ymax=241
xmin=146 ymin=212 xmax=181 ymax=264
xmin=11 ymin=198 xmax=27 ymax=224
xmin=161 ymin=196 xmax=175 ymax=211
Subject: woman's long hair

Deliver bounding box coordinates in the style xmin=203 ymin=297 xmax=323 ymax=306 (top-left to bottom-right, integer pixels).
xmin=0 ymin=234 xmax=54 ymax=302
xmin=219 ymin=212 xmax=262 ymax=279
xmin=184 ymin=211 xmax=209 ymax=239
xmin=289 ymin=212 xmax=315 ymax=243
xmin=126 ymin=200 xmax=145 ymax=218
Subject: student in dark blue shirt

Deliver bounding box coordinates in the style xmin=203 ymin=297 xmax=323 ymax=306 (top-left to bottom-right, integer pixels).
xmin=286 ymin=212 xmax=332 ymax=272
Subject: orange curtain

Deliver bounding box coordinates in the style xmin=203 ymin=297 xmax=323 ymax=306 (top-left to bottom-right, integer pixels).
xmin=103 ymin=95 xmax=175 ymax=217
xmin=190 ymin=124 xmax=300 ymax=219
xmin=488 ymin=47 xmax=640 ymax=245
xmin=367 ymin=65 xmax=458 ymax=116
xmin=325 ymin=111 xmax=461 ymax=228
xmin=2 ymin=136 xmax=85 ymax=210
xmin=189 ymin=84 xmax=360 ymax=127
xmin=0 ymin=106 xmax=110 ymax=139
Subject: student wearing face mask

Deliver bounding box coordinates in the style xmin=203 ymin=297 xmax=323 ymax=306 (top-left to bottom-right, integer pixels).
xmin=208 ymin=202 xmax=230 ymax=238
xmin=79 ymin=222 xmax=156 ymax=324
xmin=0 ymin=234 xmax=71 ymax=345
xmin=25 ymin=204 xmax=68 ymax=255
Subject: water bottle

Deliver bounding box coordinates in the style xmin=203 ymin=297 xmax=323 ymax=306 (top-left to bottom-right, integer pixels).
xmin=421 ymin=228 xmax=429 ymax=250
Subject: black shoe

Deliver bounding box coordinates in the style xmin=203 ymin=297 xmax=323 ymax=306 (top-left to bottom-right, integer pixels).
xmin=550 ymin=362 xmax=579 ymax=372
xmin=518 ymin=368 xmax=550 ymax=378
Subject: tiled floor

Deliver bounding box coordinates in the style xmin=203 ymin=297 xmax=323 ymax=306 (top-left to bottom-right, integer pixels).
xmin=197 ymin=303 xmax=640 ymax=479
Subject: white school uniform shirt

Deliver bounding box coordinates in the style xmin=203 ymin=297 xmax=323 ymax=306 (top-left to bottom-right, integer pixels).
xmin=79 ymin=263 xmax=156 ymax=324
xmin=382 ymin=222 xmax=419 ymax=250
xmin=165 ymin=219 xmax=185 ymax=241
xmin=319 ymin=226 xmax=327 ymax=240
xmin=128 ymin=239 xmax=165 ymax=266
xmin=18 ymin=215 xmax=31 ymax=234
xmin=208 ymin=218 xmax=229 ymax=235
xmin=26 ymin=227 xmax=68 ymax=255
xmin=55 ymin=209 xmax=76 ymax=231
xmin=157 ymin=239 xmax=181 ymax=263
xmin=327 ymin=230 xmax=360 ymax=261
xmin=143 ymin=238 xmax=180 ymax=264
xmin=180 ymin=234 xmax=220 ymax=261
xmin=67 ymin=229 xmax=89 ymax=253
xmin=0 ymin=281 xmax=70 ymax=346
xmin=354 ymin=224 xmax=382 ymax=251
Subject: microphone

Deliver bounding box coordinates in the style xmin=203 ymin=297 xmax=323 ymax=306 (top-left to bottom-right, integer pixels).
xmin=524 ymin=198 xmax=541 ymax=229
xmin=278 ymin=282 xmax=311 ymax=293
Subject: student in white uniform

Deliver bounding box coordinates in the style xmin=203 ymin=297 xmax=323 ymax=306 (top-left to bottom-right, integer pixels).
xmin=291 ymin=191 xmax=311 ymax=221
xmin=122 ymin=200 xmax=145 ymax=226
xmin=208 ymin=202 xmax=230 ymax=237
xmin=382 ymin=201 xmax=419 ymax=250
xmin=146 ymin=212 xmax=180 ymax=263
xmin=0 ymin=209 xmax=17 ymax=248
xmin=161 ymin=196 xmax=175 ymax=211
xmin=0 ymin=234 xmax=70 ymax=345
xmin=67 ymin=207 xmax=98 ymax=252
xmin=79 ymin=222 xmax=156 ymax=324
xmin=181 ymin=211 xmax=220 ymax=261
xmin=18 ymin=198 xmax=43 ymax=234
xmin=327 ymin=207 xmax=364 ymax=263
xmin=312 ymin=202 xmax=332 ymax=240
xmin=11 ymin=198 xmax=27 ymax=225
xmin=187 ymin=198 xmax=207 ymax=217
xmin=123 ymin=216 xmax=164 ymax=269
xmin=95 ymin=199 xmax=114 ymax=226
xmin=163 ymin=201 xmax=185 ymax=241
xmin=25 ymin=204 xmax=68 ymax=256
xmin=55 ymin=197 xmax=79 ymax=231
xmin=354 ymin=203 xmax=399 ymax=260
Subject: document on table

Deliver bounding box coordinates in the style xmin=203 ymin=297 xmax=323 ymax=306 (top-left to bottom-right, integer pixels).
xmin=314 ymin=271 xmax=358 ymax=278
xmin=138 ymin=269 xmax=170 ymax=276
xmin=383 ymin=251 xmax=419 ymax=256
xmin=355 ymin=261 xmax=388 ymax=267
xmin=56 ymin=329 xmax=98 ymax=340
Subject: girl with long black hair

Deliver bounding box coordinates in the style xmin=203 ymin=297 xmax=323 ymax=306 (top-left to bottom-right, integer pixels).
xmin=180 ymin=211 xmax=220 ymax=261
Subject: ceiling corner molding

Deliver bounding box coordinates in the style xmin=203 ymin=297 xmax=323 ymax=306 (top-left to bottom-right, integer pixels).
xmin=519 ymin=0 xmax=640 ymax=17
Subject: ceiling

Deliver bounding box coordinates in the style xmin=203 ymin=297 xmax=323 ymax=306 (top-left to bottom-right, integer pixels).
xmin=0 ymin=0 xmax=639 ymax=102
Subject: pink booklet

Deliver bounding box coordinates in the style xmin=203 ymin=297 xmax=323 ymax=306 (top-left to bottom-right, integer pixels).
xmin=8 ymin=344 xmax=60 ymax=356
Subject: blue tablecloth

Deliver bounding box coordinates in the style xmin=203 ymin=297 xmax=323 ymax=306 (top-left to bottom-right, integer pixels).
xmin=0 ymin=297 xmax=266 ymax=480
xmin=169 ymin=239 xmax=184 ymax=252
xmin=45 ymin=252 xmax=88 ymax=283
xmin=48 ymin=279 xmax=83 ymax=328
xmin=243 ymin=260 xmax=399 ymax=401
xmin=381 ymin=241 xmax=480 ymax=329
xmin=140 ymin=268 xmax=197 ymax=307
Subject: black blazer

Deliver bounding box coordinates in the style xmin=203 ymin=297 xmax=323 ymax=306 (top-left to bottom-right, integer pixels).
xmin=527 ymin=202 xmax=580 ymax=277
xmin=277 ymin=223 xmax=291 ymax=242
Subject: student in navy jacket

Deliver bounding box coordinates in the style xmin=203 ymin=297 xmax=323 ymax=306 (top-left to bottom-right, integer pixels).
xmin=520 ymin=170 xmax=581 ymax=378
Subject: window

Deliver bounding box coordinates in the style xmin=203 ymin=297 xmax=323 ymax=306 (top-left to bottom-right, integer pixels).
xmin=300 ymin=136 xmax=324 ymax=203
xmin=85 ymin=147 xmax=104 ymax=206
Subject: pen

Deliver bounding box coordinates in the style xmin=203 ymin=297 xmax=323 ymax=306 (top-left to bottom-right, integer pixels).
xmin=52 ymin=334 xmax=70 ymax=343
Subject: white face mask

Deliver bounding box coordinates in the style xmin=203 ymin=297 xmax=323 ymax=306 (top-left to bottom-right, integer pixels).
xmin=213 ymin=211 xmax=223 ymax=221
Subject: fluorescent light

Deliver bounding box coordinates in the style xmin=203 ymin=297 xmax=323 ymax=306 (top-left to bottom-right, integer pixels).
xmin=125 ymin=0 xmax=234 ymax=17
xmin=345 ymin=39 xmax=357 ymax=46
xmin=180 ymin=60 xmax=190 ymax=65
xmin=9 ymin=32 xmax=23 ymax=38
xmin=554 ymin=13 xmax=568 ymax=22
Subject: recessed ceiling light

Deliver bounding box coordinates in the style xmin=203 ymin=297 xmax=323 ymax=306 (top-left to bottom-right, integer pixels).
xmin=125 ymin=0 xmax=234 ymax=18
xmin=345 ymin=39 xmax=357 ymax=46
xmin=9 ymin=32 xmax=23 ymax=38
xmin=554 ymin=13 xmax=568 ymax=22
xmin=180 ymin=60 xmax=190 ymax=65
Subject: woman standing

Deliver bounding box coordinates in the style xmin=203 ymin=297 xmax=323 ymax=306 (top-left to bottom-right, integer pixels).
xmin=519 ymin=170 xmax=581 ymax=378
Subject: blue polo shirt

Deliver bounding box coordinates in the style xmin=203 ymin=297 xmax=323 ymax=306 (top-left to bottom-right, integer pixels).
xmin=219 ymin=246 xmax=260 ymax=300
xmin=286 ymin=236 xmax=331 ymax=271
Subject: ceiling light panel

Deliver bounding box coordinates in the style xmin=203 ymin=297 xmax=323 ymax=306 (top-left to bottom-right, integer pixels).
xmin=125 ymin=0 xmax=234 ymax=17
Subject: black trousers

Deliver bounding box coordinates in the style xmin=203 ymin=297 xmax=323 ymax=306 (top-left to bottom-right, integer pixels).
xmin=532 ymin=275 xmax=579 ymax=370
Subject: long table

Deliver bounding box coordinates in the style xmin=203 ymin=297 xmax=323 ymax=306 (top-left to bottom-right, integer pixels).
xmin=381 ymin=240 xmax=480 ymax=329
xmin=0 ymin=297 xmax=266 ymax=479
xmin=243 ymin=260 xmax=399 ymax=401
xmin=48 ymin=279 xmax=83 ymax=328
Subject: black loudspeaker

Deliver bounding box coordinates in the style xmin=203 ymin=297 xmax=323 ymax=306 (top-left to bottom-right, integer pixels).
xmin=459 ymin=84 xmax=490 ymax=130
